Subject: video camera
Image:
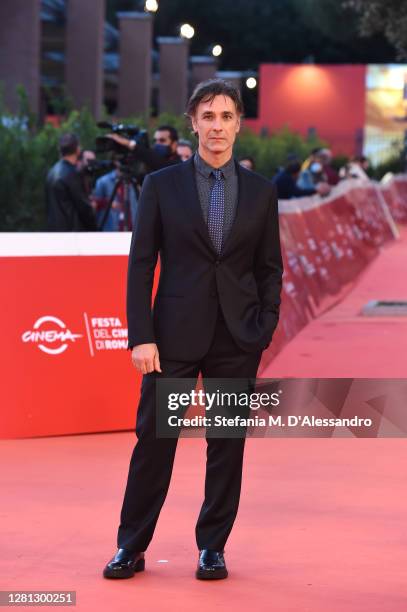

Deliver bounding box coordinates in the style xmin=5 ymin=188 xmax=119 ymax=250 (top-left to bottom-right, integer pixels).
xmin=95 ymin=121 xmax=149 ymax=155
xmin=83 ymin=159 xmax=115 ymax=176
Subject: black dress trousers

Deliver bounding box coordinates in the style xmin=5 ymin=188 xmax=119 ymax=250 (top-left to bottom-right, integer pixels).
xmin=117 ymin=308 xmax=262 ymax=552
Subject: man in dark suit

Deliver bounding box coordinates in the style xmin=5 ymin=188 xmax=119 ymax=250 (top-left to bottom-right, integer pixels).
xmin=46 ymin=133 xmax=96 ymax=231
xmin=103 ymin=79 xmax=283 ymax=581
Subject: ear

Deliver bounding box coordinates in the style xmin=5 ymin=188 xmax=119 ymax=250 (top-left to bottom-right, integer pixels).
xmin=235 ymin=115 xmax=241 ymax=134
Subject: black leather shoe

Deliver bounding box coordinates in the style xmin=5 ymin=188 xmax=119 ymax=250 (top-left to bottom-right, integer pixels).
xmin=196 ymin=549 xmax=228 ymax=580
xmin=103 ymin=549 xmax=145 ymax=579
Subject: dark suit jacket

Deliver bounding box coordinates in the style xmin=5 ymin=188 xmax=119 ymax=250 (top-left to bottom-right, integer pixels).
xmin=127 ymin=156 xmax=283 ymax=361
xmin=46 ymin=159 xmax=96 ymax=231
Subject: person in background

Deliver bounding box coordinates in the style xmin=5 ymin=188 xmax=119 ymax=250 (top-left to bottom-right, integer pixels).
xmin=297 ymin=151 xmax=328 ymax=191
xmin=77 ymin=149 xmax=96 ymax=172
xmin=177 ymin=139 xmax=194 ymax=161
xmin=46 ymin=133 xmax=96 ymax=231
xmin=319 ymin=148 xmax=340 ymax=185
xmin=300 ymin=147 xmax=321 ymax=172
xmin=150 ymin=125 xmax=180 ymax=161
xmin=239 ymin=156 xmax=255 ymax=171
xmin=92 ymin=158 xmax=138 ymax=231
xmin=77 ymin=149 xmax=96 ymax=196
xmin=339 ymin=156 xmax=370 ymax=181
xmin=108 ymin=125 xmax=181 ymax=172
xmin=273 ymin=158 xmax=331 ymax=199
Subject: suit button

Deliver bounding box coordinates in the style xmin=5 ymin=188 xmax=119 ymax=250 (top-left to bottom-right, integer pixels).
xmin=215 ymin=260 xmax=220 ymax=266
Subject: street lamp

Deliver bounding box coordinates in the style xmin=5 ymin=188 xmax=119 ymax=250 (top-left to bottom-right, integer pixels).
xmin=180 ymin=23 xmax=195 ymax=39
xmin=246 ymin=77 xmax=257 ymax=89
xmin=145 ymin=0 xmax=158 ymax=11
xmin=212 ymin=44 xmax=222 ymax=57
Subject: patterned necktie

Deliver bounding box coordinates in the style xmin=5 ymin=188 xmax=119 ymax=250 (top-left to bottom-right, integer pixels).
xmin=208 ymin=169 xmax=225 ymax=254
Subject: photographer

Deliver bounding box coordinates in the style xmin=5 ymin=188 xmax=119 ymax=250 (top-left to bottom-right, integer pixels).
xmin=77 ymin=149 xmax=96 ymax=196
xmin=106 ymin=125 xmax=181 ymax=172
xmin=46 ymin=133 xmax=97 ymax=231
xmin=177 ymin=138 xmax=194 ymax=161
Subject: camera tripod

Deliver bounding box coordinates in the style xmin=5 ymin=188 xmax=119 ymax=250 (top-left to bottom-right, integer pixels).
xmin=98 ymin=166 xmax=139 ymax=231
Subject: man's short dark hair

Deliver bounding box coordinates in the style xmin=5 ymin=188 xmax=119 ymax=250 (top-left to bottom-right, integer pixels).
xmin=178 ymin=138 xmax=193 ymax=149
xmin=186 ymin=79 xmax=244 ymax=117
xmin=354 ymin=155 xmax=368 ymax=163
xmin=156 ymin=125 xmax=179 ymax=143
xmin=59 ymin=133 xmax=79 ymax=157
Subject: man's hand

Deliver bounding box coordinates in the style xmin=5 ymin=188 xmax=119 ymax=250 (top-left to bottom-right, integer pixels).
xmin=131 ymin=343 xmax=161 ymax=374
xmin=316 ymin=182 xmax=331 ymax=196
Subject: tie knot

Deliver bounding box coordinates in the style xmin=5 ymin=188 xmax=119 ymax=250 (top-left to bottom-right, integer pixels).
xmin=213 ymin=169 xmax=223 ymax=181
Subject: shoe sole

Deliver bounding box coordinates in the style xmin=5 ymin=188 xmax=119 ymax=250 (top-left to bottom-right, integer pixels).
xmin=195 ymin=568 xmax=228 ymax=580
xmin=103 ymin=558 xmax=145 ymax=579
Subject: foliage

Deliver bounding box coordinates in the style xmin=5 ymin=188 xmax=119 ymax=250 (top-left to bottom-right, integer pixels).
xmin=369 ymin=153 xmax=406 ymax=180
xmin=235 ymin=126 xmax=325 ymax=177
xmin=0 ymin=94 xmax=100 ymax=231
xmin=345 ymin=0 xmax=407 ymax=60
xmin=0 ymin=88 xmax=400 ymax=231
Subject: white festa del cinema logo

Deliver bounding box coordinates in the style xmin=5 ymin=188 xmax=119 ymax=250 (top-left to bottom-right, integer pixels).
xmin=22 ymin=316 xmax=82 ymax=355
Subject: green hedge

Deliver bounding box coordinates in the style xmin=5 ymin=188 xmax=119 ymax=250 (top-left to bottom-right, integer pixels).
xmin=2 ymin=88 xmax=400 ymax=231
xmin=0 ymin=89 xmax=101 ymax=231
xmin=0 ymin=109 xmax=324 ymax=231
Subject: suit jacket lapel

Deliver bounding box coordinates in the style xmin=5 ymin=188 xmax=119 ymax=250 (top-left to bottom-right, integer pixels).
xmin=221 ymin=162 xmax=251 ymax=257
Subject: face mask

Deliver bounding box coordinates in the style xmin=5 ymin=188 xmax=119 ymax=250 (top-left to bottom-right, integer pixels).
xmin=153 ymin=143 xmax=171 ymax=158
xmin=310 ymin=162 xmax=323 ymax=173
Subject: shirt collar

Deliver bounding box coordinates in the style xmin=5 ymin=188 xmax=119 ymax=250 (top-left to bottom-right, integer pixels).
xmin=194 ymin=151 xmax=236 ymax=179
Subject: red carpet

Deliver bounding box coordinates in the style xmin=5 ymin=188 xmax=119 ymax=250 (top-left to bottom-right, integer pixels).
xmin=3 ymin=229 xmax=407 ymax=609
xmin=1 ymin=432 xmax=407 ymax=611
xmin=264 ymin=227 xmax=407 ymax=378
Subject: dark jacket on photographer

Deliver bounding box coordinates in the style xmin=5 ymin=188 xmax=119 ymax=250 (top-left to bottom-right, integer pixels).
xmin=46 ymin=159 xmax=97 ymax=231
xmin=129 ymin=142 xmax=182 ymax=172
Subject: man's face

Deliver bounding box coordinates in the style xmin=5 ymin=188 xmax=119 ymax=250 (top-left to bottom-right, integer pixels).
xmin=177 ymin=144 xmax=193 ymax=162
xmin=82 ymin=151 xmax=96 ymax=165
xmin=153 ymin=129 xmax=177 ymax=153
xmin=77 ymin=149 xmax=94 ymax=171
xmin=191 ymin=95 xmax=241 ymax=157
xmin=319 ymin=151 xmax=331 ymax=165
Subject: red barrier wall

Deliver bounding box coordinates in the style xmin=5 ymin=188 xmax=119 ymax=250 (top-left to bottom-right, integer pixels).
xmin=258 ymin=178 xmax=402 ymax=374
xmin=1 ymin=177 xmax=405 ymax=438
xmin=246 ymin=64 xmax=366 ymax=156
xmin=381 ymin=176 xmax=407 ymax=223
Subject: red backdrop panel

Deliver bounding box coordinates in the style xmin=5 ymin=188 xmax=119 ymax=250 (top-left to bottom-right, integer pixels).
xmin=0 ymin=256 xmax=158 ymax=439
xmin=247 ymin=64 xmax=366 ymax=156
